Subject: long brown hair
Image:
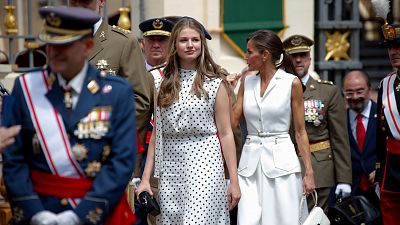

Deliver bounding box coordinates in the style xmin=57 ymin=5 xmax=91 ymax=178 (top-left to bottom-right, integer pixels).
xmin=158 ymin=17 xmax=226 ymax=108
xmin=246 ymin=30 xmax=297 ymax=75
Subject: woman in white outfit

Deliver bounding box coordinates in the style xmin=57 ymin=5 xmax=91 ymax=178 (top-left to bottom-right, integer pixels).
xmin=232 ymin=30 xmax=315 ymax=225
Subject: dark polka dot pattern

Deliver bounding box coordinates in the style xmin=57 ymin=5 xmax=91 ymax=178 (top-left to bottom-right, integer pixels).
xmin=155 ymin=69 xmax=229 ymax=224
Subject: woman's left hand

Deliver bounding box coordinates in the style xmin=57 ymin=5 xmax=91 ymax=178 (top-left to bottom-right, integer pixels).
xmin=227 ymin=180 xmax=241 ymax=210
xmin=303 ymin=171 xmax=315 ymax=195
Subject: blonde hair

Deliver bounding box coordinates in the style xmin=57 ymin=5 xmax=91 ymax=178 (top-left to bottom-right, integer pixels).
xmin=158 ymin=17 xmax=227 ymax=108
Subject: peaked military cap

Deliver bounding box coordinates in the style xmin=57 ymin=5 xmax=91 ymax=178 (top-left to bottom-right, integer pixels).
xmin=283 ymin=35 xmax=314 ymax=54
xmin=139 ymin=18 xmax=175 ymax=37
xmin=382 ymin=23 xmax=400 ymax=47
xmin=38 ymin=6 xmax=100 ymax=44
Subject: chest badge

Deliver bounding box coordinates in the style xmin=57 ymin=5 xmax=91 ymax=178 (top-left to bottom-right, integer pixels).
xmin=304 ymin=99 xmax=325 ymax=126
xmin=74 ymin=106 xmax=112 ymax=139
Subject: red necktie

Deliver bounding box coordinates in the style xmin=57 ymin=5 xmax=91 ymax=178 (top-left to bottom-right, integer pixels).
xmin=356 ymin=114 xmax=365 ymax=151
xmin=356 ymin=113 xmax=369 ymax=191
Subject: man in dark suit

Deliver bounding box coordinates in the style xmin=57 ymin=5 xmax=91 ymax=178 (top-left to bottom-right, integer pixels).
xmin=2 ymin=7 xmax=136 ymax=225
xmin=342 ymin=71 xmax=381 ymax=210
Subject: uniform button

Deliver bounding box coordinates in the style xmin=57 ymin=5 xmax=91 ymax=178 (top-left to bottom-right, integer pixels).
xmin=382 ymin=127 xmax=386 ymax=132
xmin=381 ymin=116 xmax=385 ymax=120
xmin=328 ymin=154 xmax=332 ymax=158
xmin=60 ymin=198 xmax=68 ymax=206
xmin=386 ymin=136 xmax=389 ymax=140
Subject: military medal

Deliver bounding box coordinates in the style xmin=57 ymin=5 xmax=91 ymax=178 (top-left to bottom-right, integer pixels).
xmin=396 ymin=83 xmax=400 ymax=92
xmin=74 ymin=107 xmax=112 ymax=139
xmin=107 ymin=69 xmax=116 ymax=76
xmin=32 ymin=133 xmax=41 ymax=154
xmin=102 ymin=145 xmax=111 ymax=161
xmin=71 ymin=143 xmax=88 ymax=161
xmin=304 ymin=99 xmax=325 ymax=126
xmin=47 ymin=73 xmax=56 ymax=87
xmin=85 ymin=161 xmax=102 ymax=178
xmin=74 ymin=122 xmax=89 ymax=139
xmin=102 ymin=84 xmax=112 ymax=94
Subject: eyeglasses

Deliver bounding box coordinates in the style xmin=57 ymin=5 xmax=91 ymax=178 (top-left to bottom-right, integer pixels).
xmin=342 ymin=88 xmax=368 ymax=98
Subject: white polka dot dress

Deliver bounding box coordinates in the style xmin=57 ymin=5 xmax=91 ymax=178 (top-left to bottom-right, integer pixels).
xmin=155 ymin=69 xmax=229 ymax=225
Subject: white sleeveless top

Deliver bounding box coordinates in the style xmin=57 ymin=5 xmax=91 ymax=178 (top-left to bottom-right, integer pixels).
xmin=243 ymin=69 xmax=294 ymax=134
xmin=239 ymin=69 xmax=301 ymax=178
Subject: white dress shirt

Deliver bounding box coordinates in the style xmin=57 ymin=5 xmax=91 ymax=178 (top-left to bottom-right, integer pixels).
xmin=300 ymin=74 xmax=310 ymax=85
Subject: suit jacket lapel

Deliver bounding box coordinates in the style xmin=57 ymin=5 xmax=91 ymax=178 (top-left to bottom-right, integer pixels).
xmin=45 ymin=75 xmax=70 ymax=124
xmin=347 ymin=108 xmax=361 ymax=157
xmin=261 ymin=72 xmax=278 ymax=99
xmin=364 ymin=101 xmax=377 ymax=152
xmin=252 ymin=76 xmax=262 ymax=109
xmin=89 ymin=20 xmax=107 ymax=61
xmin=68 ymin=66 xmax=101 ymax=130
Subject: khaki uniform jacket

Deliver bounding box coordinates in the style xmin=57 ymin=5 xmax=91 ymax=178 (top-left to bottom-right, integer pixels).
xmin=90 ymin=21 xmax=153 ymax=147
xmin=296 ymin=77 xmax=352 ymax=188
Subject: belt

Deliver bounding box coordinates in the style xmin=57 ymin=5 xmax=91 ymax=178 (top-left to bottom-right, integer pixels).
xmin=31 ymin=170 xmax=92 ymax=198
xmin=31 ymin=170 xmax=136 ymax=225
xmin=309 ymin=140 xmax=330 ymax=152
xmin=387 ymin=138 xmax=400 ymax=154
xmin=247 ymin=131 xmax=288 ymax=137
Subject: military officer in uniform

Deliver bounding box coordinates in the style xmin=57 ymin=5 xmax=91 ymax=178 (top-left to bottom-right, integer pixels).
xmin=69 ymin=0 xmax=153 ymax=162
xmin=283 ymin=35 xmax=352 ymax=211
xmin=2 ymin=6 xmax=137 ymax=225
xmin=139 ymin=18 xmax=175 ymax=72
xmin=376 ymin=22 xmax=400 ymax=225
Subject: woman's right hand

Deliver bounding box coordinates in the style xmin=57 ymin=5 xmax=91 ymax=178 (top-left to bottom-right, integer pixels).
xmin=135 ymin=180 xmax=153 ymax=198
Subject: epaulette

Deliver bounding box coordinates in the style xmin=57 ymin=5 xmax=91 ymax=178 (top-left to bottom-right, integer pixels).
xmin=111 ymin=25 xmax=131 ymax=36
xmin=149 ymin=63 xmax=166 ymax=72
xmin=317 ymin=79 xmax=334 ymax=85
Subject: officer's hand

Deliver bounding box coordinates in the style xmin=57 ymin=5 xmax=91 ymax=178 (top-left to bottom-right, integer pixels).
xmin=335 ymin=183 xmax=351 ymax=198
xmin=30 ymin=210 xmax=57 ymax=225
xmin=56 ymin=210 xmax=82 ymax=225
xmin=0 ymin=125 xmax=21 ymax=151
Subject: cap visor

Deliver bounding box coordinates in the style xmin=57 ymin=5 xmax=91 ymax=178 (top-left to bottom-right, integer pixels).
xmin=380 ymin=39 xmax=400 ymax=47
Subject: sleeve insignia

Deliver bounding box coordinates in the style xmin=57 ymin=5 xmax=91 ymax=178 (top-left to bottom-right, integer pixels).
xmin=12 ymin=207 xmax=24 ymax=223
xmin=86 ymin=207 xmax=103 ymax=224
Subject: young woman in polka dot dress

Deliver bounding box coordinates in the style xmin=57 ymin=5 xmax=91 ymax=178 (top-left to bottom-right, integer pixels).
xmin=231 ymin=30 xmax=315 ymax=225
xmin=136 ymin=17 xmax=241 ymax=225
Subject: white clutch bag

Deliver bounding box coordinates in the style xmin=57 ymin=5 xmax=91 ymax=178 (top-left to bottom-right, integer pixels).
xmin=299 ymin=190 xmax=330 ymax=225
